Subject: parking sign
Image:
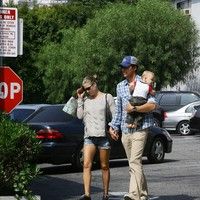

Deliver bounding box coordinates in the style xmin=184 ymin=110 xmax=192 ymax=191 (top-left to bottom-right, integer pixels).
xmin=0 ymin=7 xmax=18 ymax=57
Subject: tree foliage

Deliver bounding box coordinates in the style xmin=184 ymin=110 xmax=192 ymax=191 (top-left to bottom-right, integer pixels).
xmin=37 ymin=0 xmax=199 ymax=103
xmin=2 ymin=2 xmax=97 ymax=103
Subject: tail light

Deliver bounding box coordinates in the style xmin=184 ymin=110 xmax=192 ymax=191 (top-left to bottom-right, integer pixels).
xmin=163 ymin=112 xmax=167 ymax=120
xmin=36 ymin=128 xmax=64 ymax=139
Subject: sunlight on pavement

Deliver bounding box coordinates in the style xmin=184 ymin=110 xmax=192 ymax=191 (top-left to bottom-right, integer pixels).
xmin=109 ymin=192 xmax=159 ymax=200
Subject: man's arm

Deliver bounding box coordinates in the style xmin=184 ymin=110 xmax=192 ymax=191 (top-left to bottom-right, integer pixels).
xmin=126 ymin=94 xmax=157 ymax=113
xmin=132 ymin=103 xmax=156 ymax=113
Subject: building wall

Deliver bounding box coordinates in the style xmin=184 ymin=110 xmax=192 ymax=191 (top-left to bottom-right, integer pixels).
xmin=191 ymin=0 xmax=200 ymax=31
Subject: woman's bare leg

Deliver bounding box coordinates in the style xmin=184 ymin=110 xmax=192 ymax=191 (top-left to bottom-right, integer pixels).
xmin=99 ymin=148 xmax=110 ymax=197
xmin=83 ymin=144 xmax=96 ymax=196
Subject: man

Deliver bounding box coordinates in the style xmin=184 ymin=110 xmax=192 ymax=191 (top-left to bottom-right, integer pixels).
xmin=109 ymin=56 xmax=156 ymax=200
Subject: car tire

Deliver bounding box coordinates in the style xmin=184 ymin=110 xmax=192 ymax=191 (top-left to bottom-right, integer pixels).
xmin=177 ymin=120 xmax=191 ymax=136
xmin=147 ymin=137 xmax=165 ymax=163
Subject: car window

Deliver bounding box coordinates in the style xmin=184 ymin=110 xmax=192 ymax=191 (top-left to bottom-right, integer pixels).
xmin=26 ymin=106 xmax=73 ymax=123
xmin=194 ymin=105 xmax=200 ymax=110
xmin=186 ymin=104 xmax=200 ymax=113
xmin=10 ymin=109 xmax=35 ymax=122
xmin=180 ymin=94 xmax=200 ymax=106
xmin=159 ymin=94 xmax=177 ymax=106
xmin=155 ymin=93 xmax=162 ymax=102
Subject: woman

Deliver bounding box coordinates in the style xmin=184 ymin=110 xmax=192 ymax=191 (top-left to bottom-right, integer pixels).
xmin=77 ymin=75 xmax=115 ymax=200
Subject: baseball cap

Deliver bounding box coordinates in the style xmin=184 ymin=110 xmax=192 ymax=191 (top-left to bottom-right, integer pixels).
xmin=119 ymin=56 xmax=138 ymax=68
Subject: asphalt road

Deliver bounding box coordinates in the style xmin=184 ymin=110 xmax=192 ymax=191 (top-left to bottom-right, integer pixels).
xmin=30 ymin=133 xmax=200 ymax=200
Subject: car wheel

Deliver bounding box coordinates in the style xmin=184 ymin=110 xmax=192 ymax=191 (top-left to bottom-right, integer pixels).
xmin=177 ymin=120 xmax=191 ymax=136
xmin=72 ymin=144 xmax=84 ymax=171
xmin=147 ymin=137 xmax=165 ymax=163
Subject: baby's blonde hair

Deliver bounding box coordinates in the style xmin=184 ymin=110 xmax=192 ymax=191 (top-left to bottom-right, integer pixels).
xmin=141 ymin=70 xmax=155 ymax=81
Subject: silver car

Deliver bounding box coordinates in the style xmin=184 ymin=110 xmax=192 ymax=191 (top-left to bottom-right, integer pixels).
xmin=162 ymin=101 xmax=200 ymax=135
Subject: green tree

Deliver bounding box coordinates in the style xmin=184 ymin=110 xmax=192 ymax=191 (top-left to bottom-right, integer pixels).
xmin=67 ymin=0 xmax=133 ymax=5
xmin=2 ymin=2 xmax=97 ymax=103
xmin=38 ymin=0 xmax=199 ymax=103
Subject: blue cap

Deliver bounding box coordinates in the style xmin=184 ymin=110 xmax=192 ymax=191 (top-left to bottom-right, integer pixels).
xmin=119 ymin=56 xmax=138 ymax=68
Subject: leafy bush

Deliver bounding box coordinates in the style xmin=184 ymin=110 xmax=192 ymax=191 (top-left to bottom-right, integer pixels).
xmin=0 ymin=113 xmax=40 ymax=199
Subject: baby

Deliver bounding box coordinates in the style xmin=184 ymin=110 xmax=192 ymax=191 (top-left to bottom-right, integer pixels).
xmin=126 ymin=70 xmax=156 ymax=128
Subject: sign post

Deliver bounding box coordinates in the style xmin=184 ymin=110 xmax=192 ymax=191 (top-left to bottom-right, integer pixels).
xmin=0 ymin=66 xmax=23 ymax=113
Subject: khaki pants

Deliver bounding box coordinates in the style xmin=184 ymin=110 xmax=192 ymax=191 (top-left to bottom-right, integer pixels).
xmin=121 ymin=130 xmax=148 ymax=200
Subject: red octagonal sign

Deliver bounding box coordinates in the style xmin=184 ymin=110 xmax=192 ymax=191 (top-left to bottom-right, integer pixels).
xmin=0 ymin=66 xmax=23 ymax=114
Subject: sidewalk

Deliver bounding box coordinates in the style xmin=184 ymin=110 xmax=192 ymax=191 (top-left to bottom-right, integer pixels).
xmin=0 ymin=196 xmax=41 ymax=200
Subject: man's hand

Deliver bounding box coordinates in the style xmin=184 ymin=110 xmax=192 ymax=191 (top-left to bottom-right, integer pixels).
xmin=109 ymin=127 xmax=119 ymax=141
xmin=126 ymin=102 xmax=135 ymax=113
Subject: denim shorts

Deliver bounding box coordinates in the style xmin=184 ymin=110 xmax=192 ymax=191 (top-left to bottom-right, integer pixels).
xmin=84 ymin=137 xmax=111 ymax=150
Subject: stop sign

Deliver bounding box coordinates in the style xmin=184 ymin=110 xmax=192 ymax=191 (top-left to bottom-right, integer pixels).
xmin=0 ymin=66 xmax=23 ymax=114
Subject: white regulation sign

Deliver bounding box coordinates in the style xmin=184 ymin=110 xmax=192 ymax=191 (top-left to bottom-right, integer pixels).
xmin=0 ymin=7 xmax=18 ymax=57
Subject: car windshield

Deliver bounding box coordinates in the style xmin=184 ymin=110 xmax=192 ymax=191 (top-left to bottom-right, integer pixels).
xmin=25 ymin=105 xmax=74 ymax=123
xmin=10 ymin=109 xmax=35 ymax=122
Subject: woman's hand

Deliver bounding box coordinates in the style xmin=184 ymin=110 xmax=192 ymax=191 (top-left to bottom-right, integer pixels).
xmin=77 ymin=87 xmax=85 ymax=99
xmin=109 ymin=127 xmax=119 ymax=141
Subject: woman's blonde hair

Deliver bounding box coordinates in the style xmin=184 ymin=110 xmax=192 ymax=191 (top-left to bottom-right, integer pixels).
xmin=82 ymin=74 xmax=98 ymax=87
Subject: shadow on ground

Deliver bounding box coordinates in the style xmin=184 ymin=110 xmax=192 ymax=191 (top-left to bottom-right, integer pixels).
xmin=154 ymin=194 xmax=199 ymax=200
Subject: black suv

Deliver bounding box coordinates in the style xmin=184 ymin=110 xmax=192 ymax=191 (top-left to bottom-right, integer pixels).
xmin=156 ymin=91 xmax=200 ymax=112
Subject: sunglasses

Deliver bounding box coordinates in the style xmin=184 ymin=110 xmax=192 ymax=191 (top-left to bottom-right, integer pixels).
xmin=83 ymin=83 xmax=94 ymax=91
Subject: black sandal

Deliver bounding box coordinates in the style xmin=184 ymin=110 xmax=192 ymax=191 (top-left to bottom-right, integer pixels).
xmin=102 ymin=195 xmax=109 ymax=200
